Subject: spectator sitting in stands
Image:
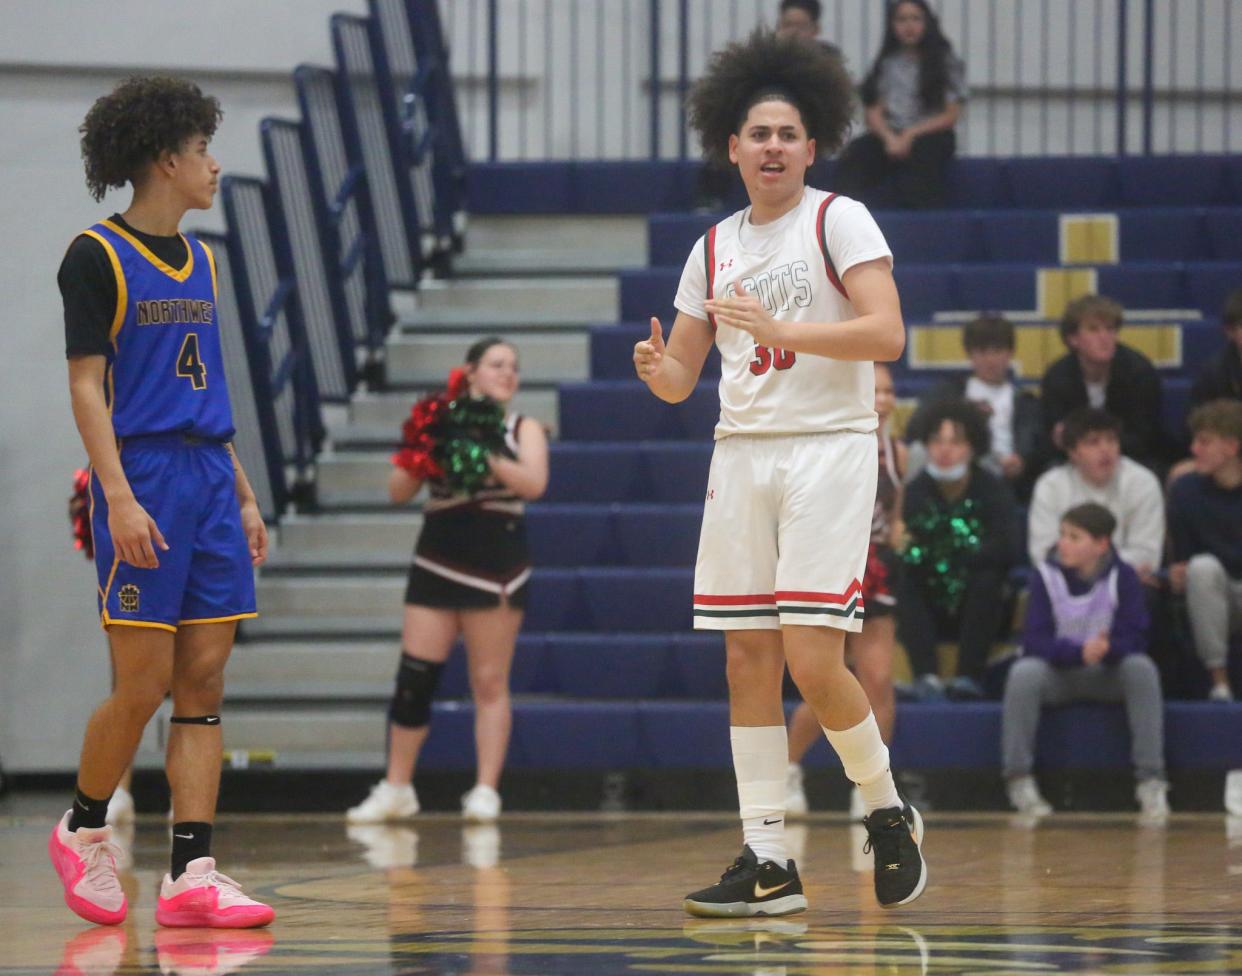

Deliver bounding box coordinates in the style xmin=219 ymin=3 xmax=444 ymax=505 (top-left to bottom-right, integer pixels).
xmin=905 ymin=313 xmax=1040 ymax=499
xmin=834 ymin=0 xmax=967 ymax=209
xmin=1027 ymin=407 xmax=1164 ymax=587
xmin=1001 ymin=502 xmax=1168 ymax=819
xmin=1189 ymin=288 xmax=1242 ymax=408
xmin=1168 ymin=399 xmax=1242 ymax=702
xmin=898 ymin=400 xmax=1022 ymax=700
xmin=1040 ymin=295 xmax=1164 ymax=473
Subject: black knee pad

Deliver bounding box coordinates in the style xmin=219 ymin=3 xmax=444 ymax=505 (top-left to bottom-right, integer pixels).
xmin=388 ymin=656 xmax=444 ymax=728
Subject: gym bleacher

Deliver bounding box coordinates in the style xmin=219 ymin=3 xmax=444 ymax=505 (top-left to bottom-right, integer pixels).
xmin=196 ymin=2 xmax=1241 ymax=811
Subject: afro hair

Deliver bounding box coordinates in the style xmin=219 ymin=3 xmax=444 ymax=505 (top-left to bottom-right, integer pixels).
xmin=687 ymin=29 xmax=855 ymax=168
xmin=79 ymin=76 xmax=222 ymax=202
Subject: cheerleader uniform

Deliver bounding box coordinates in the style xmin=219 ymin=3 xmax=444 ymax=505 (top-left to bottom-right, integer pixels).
xmin=404 ymin=413 xmax=530 ymax=609
xmin=862 ymin=426 xmax=902 ymax=617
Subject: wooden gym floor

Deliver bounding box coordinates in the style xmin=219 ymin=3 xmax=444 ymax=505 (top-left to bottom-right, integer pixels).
xmin=1 ymin=793 xmax=1240 ymax=975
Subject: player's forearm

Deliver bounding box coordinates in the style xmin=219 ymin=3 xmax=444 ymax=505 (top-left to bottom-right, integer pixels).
xmin=225 ymin=444 xmax=258 ymax=507
xmin=68 ymin=375 xmax=132 ymax=503
xmin=645 ymin=351 xmax=701 ymax=403
xmin=768 ymin=313 xmax=905 ymax=362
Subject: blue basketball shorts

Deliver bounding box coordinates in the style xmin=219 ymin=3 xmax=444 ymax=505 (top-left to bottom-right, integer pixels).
xmin=89 ymin=434 xmax=258 ymax=632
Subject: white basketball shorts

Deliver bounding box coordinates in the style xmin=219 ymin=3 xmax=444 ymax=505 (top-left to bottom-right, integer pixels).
xmin=692 ymin=430 xmax=876 ymax=632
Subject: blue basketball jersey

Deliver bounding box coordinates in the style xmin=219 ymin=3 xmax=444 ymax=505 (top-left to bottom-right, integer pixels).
xmin=82 ymin=219 xmax=235 ymax=440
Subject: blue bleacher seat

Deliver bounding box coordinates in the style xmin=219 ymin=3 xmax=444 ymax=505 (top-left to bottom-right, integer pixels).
xmin=948 ymin=158 xmax=1012 ymax=208
xmin=954 ymin=264 xmax=1038 ymax=312
xmin=880 ymin=212 xmax=980 ymax=263
xmin=1120 ymin=209 xmax=1209 ymax=262
xmin=545 ymin=634 xmax=678 ymax=698
xmin=620 ymin=268 xmax=681 ymax=322
xmin=672 ymin=634 xmax=729 ymax=699
xmin=977 ymin=211 xmax=1058 ymax=263
xmin=648 ymin=214 xmax=715 ymax=267
xmin=523 ymin=570 xmax=584 ymax=631
xmin=1203 ymin=209 xmax=1242 ymax=260
xmin=545 ymin=444 xmax=643 ymax=503
xmin=1096 ymin=264 xmax=1186 ymax=310
xmin=1185 ymin=262 xmax=1242 ymax=318
xmin=579 ymin=567 xmax=693 ymax=633
xmin=527 ymin=505 xmax=621 ymax=566
xmin=508 ymin=703 xmax=642 ymax=768
xmin=420 ymin=700 xmax=1242 ymax=769
xmin=892 ymin=266 xmax=958 ymax=317
xmin=640 ymin=443 xmax=714 ymax=503
xmin=1007 ymin=157 xmax=1117 ymax=209
xmin=613 ymin=506 xmax=701 ymax=567
xmin=1119 ymin=156 xmax=1230 ymax=206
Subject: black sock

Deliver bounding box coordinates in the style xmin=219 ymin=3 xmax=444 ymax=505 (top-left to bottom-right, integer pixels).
xmin=171 ymin=822 xmax=213 ymax=879
xmin=68 ymin=787 xmax=111 ymax=831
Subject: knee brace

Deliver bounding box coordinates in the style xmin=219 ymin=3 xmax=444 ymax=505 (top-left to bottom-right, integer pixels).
xmin=170 ymin=714 xmax=221 ymax=725
xmin=388 ymin=656 xmax=444 ymax=728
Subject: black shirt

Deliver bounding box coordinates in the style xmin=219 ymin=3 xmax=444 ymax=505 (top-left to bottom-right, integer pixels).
xmin=59 ymin=214 xmax=190 ymax=358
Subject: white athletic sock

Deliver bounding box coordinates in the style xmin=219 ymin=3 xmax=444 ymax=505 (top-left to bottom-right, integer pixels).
xmin=823 ymin=712 xmax=901 ymax=813
xmin=731 ymin=725 xmax=789 ymax=865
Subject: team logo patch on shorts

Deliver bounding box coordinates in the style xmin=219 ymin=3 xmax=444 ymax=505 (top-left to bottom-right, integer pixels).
xmin=118 ymin=584 xmax=140 ymax=613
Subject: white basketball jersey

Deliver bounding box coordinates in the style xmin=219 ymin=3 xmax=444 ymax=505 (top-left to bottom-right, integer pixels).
xmin=673 ymin=187 xmax=893 ymax=438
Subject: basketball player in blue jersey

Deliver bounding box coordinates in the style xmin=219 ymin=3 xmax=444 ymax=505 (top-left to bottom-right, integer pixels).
xmin=52 ymin=76 xmax=274 ymax=928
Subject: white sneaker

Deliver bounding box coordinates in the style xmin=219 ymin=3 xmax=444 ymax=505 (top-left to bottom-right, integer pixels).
xmin=461 ymin=784 xmax=501 ymax=822
xmin=1136 ymin=778 xmax=1171 ymax=819
xmin=848 ymin=784 xmax=866 ymax=822
xmin=784 ymin=763 xmax=808 ymax=817
xmin=1209 ymin=682 xmax=1235 ymax=702
xmin=346 ymin=780 xmax=419 ymax=824
xmin=1006 ymin=775 xmax=1053 ymax=816
xmin=346 ymin=824 xmax=419 ymax=869
xmin=462 ymin=824 xmax=501 ymax=868
xmin=106 ymin=786 xmax=135 ymax=826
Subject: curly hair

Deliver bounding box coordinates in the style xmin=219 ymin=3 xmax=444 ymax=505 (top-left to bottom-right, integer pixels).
xmin=79 ymin=76 xmax=222 ymax=202
xmin=687 ymin=29 xmax=855 ymax=168
xmin=918 ymin=397 xmax=991 ymax=458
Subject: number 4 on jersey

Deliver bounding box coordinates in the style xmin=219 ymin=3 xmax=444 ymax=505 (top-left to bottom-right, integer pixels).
xmin=749 ymin=344 xmax=796 ymax=376
xmin=177 ymin=332 xmax=207 ymax=390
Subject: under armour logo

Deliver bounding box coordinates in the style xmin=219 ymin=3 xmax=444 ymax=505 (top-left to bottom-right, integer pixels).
xmin=706 ymin=489 xmax=715 ymax=500
xmin=719 ymin=258 xmax=733 ymax=271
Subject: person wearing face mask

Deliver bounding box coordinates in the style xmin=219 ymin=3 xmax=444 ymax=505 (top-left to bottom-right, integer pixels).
xmin=898 ymin=400 xmax=1023 ymax=701
xmin=1039 ymin=295 xmax=1165 ymax=475
xmin=834 ymin=0 xmax=967 ymax=209
xmin=347 ymin=337 xmax=549 ymax=825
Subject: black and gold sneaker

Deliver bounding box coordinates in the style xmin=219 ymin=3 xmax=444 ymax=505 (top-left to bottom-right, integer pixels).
xmin=683 ymin=845 xmax=808 ymax=918
xmin=863 ymin=799 xmax=927 ymax=908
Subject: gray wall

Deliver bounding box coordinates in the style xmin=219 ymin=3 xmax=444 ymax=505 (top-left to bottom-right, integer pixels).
xmin=0 ymin=0 xmax=364 ymax=772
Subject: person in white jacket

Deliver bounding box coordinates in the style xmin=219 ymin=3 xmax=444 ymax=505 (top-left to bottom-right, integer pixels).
xmin=1027 ymin=407 xmax=1164 ymax=585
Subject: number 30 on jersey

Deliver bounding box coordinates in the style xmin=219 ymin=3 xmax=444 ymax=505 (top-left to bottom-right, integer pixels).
xmin=749 ymin=344 xmax=796 ymax=376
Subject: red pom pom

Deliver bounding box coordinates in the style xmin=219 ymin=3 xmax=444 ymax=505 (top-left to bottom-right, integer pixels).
xmin=446 ymin=367 xmax=468 ymax=399
xmin=69 ymin=467 xmax=93 ymax=559
xmin=393 ymin=392 xmax=450 ymax=479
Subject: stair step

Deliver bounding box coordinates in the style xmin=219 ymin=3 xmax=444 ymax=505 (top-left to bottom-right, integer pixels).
xmin=410 ymin=276 xmax=617 ymax=323
xmin=386 ymin=332 xmax=589 ymax=385
xmin=344 ymin=389 xmax=559 ymax=435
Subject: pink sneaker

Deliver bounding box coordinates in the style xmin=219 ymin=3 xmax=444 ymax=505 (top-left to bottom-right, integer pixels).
xmin=55 ymin=926 xmax=128 ymax=976
xmin=156 ymin=857 xmax=275 ymax=929
xmin=47 ymin=810 xmax=128 ymax=925
xmin=155 ymin=927 xmax=275 ymax=975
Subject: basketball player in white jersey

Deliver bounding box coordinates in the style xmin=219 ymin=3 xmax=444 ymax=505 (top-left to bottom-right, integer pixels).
xmin=634 ymin=30 xmax=926 ymax=915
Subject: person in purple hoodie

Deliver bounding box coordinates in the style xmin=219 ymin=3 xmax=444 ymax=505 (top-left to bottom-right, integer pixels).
xmin=1001 ymin=502 xmax=1169 ymax=819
